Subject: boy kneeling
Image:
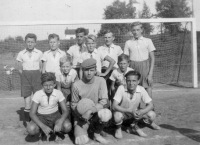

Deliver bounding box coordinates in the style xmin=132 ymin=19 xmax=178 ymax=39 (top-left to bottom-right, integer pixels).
xmin=27 ymin=72 xmax=72 ymax=141
xmin=112 ymin=71 xmax=160 ymax=139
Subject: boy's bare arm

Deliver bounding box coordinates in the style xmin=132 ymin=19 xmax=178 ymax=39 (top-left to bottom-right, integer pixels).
xmin=112 ymin=100 xmax=132 ymax=113
xmin=41 ymin=61 xmax=46 ymax=74
xmin=110 ymin=81 xmax=116 ymax=95
xmin=79 ymin=67 xmax=83 ymax=80
xmin=59 ymin=99 xmax=69 ymax=122
xmin=137 ymin=101 xmax=153 ymax=116
xmin=56 ymin=81 xmax=62 ymax=91
xmin=147 ymin=51 xmax=155 ymax=86
xmin=101 ymin=55 xmax=116 ymax=76
xmin=17 ymin=61 xmax=23 ymax=74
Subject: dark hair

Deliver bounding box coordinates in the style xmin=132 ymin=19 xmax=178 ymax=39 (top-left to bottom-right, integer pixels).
xmin=41 ymin=72 xmax=56 ymax=84
xmin=25 ymin=33 xmax=37 ymax=41
xmin=60 ymin=55 xmax=72 ymax=66
xmin=103 ymin=29 xmax=114 ymax=37
xmin=75 ymin=27 xmax=88 ymax=35
xmin=131 ymin=21 xmax=143 ymax=29
xmin=48 ymin=33 xmax=59 ymax=41
xmin=118 ymin=53 xmax=129 ymax=63
xmin=125 ymin=70 xmax=141 ymax=80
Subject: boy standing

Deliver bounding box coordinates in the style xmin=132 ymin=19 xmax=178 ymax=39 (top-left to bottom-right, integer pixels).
xmin=124 ymin=22 xmax=155 ymax=98
xmin=27 ymin=72 xmax=72 ymax=140
xmin=78 ymin=34 xmax=115 ymax=79
xmin=109 ymin=54 xmax=133 ymax=99
xmin=41 ymin=34 xmax=66 ymax=74
xmin=112 ymin=71 xmax=160 ymax=139
xmin=16 ymin=33 xmax=43 ymax=126
xmin=67 ymin=28 xmax=88 ymax=75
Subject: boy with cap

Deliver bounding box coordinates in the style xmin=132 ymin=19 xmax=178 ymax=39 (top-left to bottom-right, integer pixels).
xmin=16 ymin=33 xmax=43 ymax=127
xmin=78 ymin=34 xmax=115 ymax=79
xmin=112 ymin=71 xmax=160 ymax=139
xmin=27 ymin=72 xmax=72 ymax=141
xmin=71 ymin=58 xmax=112 ymax=145
xmin=41 ymin=34 xmax=66 ymax=74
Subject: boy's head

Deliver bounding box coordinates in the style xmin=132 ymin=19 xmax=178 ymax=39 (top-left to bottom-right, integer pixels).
xmin=60 ymin=55 xmax=72 ymax=74
xmin=75 ymin=27 xmax=88 ymax=45
xmin=41 ymin=72 xmax=56 ymax=94
xmin=25 ymin=33 xmax=37 ymax=50
xmin=131 ymin=22 xmax=143 ymax=39
xmin=48 ymin=33 xmax=60 ymax=51
xmin=81 ymin=58 xmax=97 ymax=82
xmin=125 ymin=71 xmax=141 ymax=91
xmin=103 ymin=29 xmax=115 ymax=47
xmin=118 ymin=54 xmax=129 ymax=73
xmin=86 ymin=34 xmax=96 ymax=53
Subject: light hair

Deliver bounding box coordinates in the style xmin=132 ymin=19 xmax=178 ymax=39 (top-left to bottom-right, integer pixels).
xmin=59 ymin=55 xmax=72 ymax=66
xmin=131 ymin=21 xmax=143 ymax=28
xmin=86 ymin=34 xmax=97 ymax=42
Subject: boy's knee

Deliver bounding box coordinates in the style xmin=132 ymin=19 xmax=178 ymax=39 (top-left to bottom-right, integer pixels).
xmin=63 ymin=120 xmax=72 ymax=133
xmin=27 ymin=123 xmax=39 ymax=135
xmin=147 ymin=111 xmax=156 ymax=121
xmin=114 ymin=112 xmax=123 ymax=124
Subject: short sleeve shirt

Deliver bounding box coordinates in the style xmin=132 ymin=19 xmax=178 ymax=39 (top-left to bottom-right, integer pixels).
xmin=32 ymin=89 xmax=65 ymax=114
xmin=124 ymin=37 xmax=156 ymax=61
xmin=67 ymin=44 xmax=87 ymax=68
xmin=41 ymin=49 xmax=66 ymax=74
xmin=79 ymin=49 xmax=106 ymax=72
xmin=114 ymin=85 xmax=152 ymax=111
xmin=98 ymin=44 xmax=123 ymax=68
xmin=55 ymin=68 xmax=77 ymax=89
xmin=16 ymin=48 xmax=43 ymax=70
xmin=109 ymin=67 xmax=133 ymax=87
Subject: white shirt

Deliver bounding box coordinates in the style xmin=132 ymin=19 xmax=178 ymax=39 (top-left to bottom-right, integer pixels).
xmin=32 ymin=89 xmax=65 ymax=114
xmin=16 ymin=48 xmax=43 ymax=70
xmin=98 ymin=44 xmax=123 ymax=68
xmin=41 ymin=48 xmax=66 ymax=74
xmin=79 ymin=49 xmax=106 ymax=72
xmin=109 ymin=67 xmax=133 ymax=87
xmin=67 ymin=44 xmax=87 ymax=68
xmin=55 ymin=68 xmax=77 ymax=89
xmin=124 ymin=36 xmax=156 ymax=61
xmin=114 ymin=85 xmax=152 ymax=110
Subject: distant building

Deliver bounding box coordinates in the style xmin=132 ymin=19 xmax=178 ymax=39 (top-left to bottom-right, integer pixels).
xmin=64 ymin=28 xmax=89 ymax=40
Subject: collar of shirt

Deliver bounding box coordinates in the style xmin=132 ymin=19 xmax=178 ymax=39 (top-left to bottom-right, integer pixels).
xmin=117 ymin=67 xmax=131 ymax=76
xmin=103 ymin=43 xmax=115 ymax=50
xmin=61 ymin=70 xmax=72 ymax=77
xmin=87 ymin=48 xmax=98 ymax=54
xmin=23 ymin=48 xmax=38 ymax=54
xmin=132 ymin=36 xmax=144 ymax=41
xmin=124 ymin=86 xmax=141 ymax=93
xmin=41 ymin=89 xmax=57 ymax=97
xmin=76 ymin=44 xmax=87 ymax=52
xmin=47 ymin=48 xmax=62 ymax=54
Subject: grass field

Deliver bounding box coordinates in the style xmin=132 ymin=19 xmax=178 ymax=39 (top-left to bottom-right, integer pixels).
xmin=0 ymin=85 xmax=200 ymax=145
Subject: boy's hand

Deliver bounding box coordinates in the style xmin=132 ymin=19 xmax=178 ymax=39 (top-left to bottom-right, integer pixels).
xmin=41 ymin=125 xmax=52 ymax=136
xmin=96 ymin=72 xmax=106 ymax=77
xmin=54 ymin=119 xmax=63 ymax=132
xmin=82 ymin=109 xmax=93 ymax=121
xmin=146 ymin=74 xmax=153 ymax=86
xmin=133 ymin=110 xmax=143 ymax=120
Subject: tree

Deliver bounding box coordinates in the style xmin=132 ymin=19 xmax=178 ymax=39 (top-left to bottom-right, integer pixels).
xmin=15 ymin=36 xmax=24 ymax=43
xmin=156 ymin=0 xmax=192 ymax=34
xmin=98 ymin=0 xmax=136 ymax=39
xmin=140 ymin=1 xmax=154 ymax=35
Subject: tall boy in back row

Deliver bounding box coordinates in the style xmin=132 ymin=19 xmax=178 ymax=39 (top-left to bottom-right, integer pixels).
xmin=16 ymin=33 xmax=43 ymax=127
xmin=124 ymin=22 xmax=155 ymax=98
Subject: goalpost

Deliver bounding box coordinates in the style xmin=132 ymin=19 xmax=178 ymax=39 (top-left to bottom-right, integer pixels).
xmin=0 ymin=18 xmax=198 ymax=90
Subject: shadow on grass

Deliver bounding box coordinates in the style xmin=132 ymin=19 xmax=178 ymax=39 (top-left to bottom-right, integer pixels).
xmin=16 ymin=107 xmax=27 ymax=127
xmin=160 ymin=124 xmax=200 ymax=142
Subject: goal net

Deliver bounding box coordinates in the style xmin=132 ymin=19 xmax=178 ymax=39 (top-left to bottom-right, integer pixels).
xmin=0 ymin=18 xmax=198 ymax=91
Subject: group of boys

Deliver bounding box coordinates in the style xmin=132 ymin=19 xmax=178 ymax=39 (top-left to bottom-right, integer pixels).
xmin=16 ymin=22 xmax=160 ymax=144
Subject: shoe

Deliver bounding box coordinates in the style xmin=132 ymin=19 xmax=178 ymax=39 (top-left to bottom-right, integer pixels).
xmin=94 ymin=133 xmax=109 ymax=144
xmin=115 ymin=127 xmax=123 ymax=139
xmin=134 ymin=125 xmax=147 ymax=137
xmin=149 ymin=122 xmax=161 ymax=130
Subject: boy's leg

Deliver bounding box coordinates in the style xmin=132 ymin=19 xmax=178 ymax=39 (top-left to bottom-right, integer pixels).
xmin=113 ymin=112 xmax=124 ymax=139
xmin=146 ymin=87 xmax=152 ymax=98
xmin=24 ymin=96 xmax=32 ymax=124
xmin=27 ymin=121 xmax=40 ymax=135
xmin=56 ymin=119 xmax=72 ymax=133
xmin=143 ymin=110 xmax=160 ymax=130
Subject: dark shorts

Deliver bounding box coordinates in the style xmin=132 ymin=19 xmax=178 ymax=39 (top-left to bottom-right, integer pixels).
xmin=61 ymin=87 xmax=71 ymax=113
xmin=37 ymin=111 xmax=61 ymax=130
xmin=21 ymin=70 xmax=42 ymax=97
xmin=129 ymin=59 xmax=150 ymax=88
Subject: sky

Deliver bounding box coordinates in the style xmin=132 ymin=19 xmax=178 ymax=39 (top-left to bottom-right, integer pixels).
xmin=0 ymin=0 xmax=194 ymax=40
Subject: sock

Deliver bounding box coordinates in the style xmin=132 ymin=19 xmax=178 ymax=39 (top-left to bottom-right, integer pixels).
xmin=24 ymin=108 xmax=31 ymax=122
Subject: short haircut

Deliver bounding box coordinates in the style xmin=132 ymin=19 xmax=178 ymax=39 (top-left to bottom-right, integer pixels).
xmin=86 ymin=34 xmax=96 ymax=42
xmin=103 ymin=29 xmax=114 ymax=37
xmin=60 ymin=54 xmax=72 ymax=66
xmin=25 ymin=33 xmax=37 ymax=41
xmin=131 ymin=21 xmax=143 ymax=29
xmin=41 ymin=72 xmax=56 ymax=84
xmin=75 ymin=27 xmax=88 ymax=35
xmin=118 ymin=54 xmax=129 ymax=63
xmin=48 ymin=33 xmax=60 ymax=41
xmin=125 ymin=70 xmax=141 ymax=80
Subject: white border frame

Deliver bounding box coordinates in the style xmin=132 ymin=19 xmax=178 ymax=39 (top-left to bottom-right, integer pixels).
xmin=0 ymin=18 xmax=198 ymax=88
